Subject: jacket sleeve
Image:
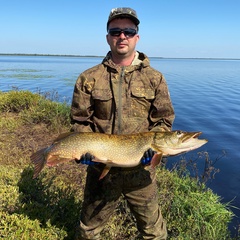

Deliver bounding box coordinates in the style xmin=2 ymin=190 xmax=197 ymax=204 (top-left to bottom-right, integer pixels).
xmin=149 ymin=74 xmax=175 ymax=132
xmin=70 ymin=74 xmax=94 ymax=133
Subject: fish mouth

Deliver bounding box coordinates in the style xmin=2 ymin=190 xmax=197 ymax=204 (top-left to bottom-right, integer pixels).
xmin=193 ymin=132 xmax=202 ymax=138
xmin=183 ymin=131 xmax=202 ymax=142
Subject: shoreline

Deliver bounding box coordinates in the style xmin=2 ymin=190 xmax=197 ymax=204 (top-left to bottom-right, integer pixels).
xmin=0 ymin=53 xmax=239 ymax=60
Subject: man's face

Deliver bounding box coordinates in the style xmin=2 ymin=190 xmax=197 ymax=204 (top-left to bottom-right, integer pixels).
xmin=106 ymin=18 xmax=139 ymax=58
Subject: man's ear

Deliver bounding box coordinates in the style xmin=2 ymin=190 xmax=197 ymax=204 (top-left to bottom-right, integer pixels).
xmin=106 ymin=34 xmax=110 ymax=45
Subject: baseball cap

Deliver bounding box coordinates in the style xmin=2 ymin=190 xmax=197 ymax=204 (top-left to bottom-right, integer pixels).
xmin=107 ymin=7 xmax=140 ymax=29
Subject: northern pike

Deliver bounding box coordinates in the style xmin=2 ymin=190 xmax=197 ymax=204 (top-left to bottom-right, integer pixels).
xmin=31 ymin=130 xmax=207 ymax=180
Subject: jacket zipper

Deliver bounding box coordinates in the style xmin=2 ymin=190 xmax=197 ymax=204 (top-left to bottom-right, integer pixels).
xmin=118 ymin=66 xmax=125 ymax=133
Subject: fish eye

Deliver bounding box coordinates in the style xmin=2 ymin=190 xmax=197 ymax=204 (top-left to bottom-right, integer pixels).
xmin=176 ymin=130 xmax=184 ymax=138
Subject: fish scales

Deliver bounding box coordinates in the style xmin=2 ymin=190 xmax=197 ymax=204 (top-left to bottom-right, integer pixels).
xmin=30 ymin=131 xmax=208 ymax=179
xmin=49 ymin=132 xmax=154 ymax=166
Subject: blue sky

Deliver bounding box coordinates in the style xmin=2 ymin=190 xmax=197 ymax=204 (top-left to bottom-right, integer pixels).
xmin=1 ymin=0 xmax=239 ymax=58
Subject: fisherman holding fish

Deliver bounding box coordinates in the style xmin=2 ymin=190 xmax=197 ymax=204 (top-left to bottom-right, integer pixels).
xmin=71 ymin=7 xmax=175 ymax=240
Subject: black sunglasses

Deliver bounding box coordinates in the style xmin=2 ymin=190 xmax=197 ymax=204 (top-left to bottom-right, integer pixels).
xmin=108 ymin=28 xmax=137 ymax=38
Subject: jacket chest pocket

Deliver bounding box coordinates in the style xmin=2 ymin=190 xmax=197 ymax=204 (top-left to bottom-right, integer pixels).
xmin=92 ymin=89 xmax=113 ymax=120
xmin=130 ymin=87 xmax=155 ymax=117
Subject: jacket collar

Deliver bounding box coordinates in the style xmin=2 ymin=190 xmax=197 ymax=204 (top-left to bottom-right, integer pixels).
xmin=102 ymin=51 xmax=150 ymax=72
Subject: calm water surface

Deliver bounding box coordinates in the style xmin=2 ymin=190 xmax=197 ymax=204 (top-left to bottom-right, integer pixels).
xmin=1 ymin=55 xmax=240 ymax=233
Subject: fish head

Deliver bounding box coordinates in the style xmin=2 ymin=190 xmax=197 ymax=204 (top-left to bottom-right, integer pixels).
xmin=152 ymin=130 xmax=208 ymax=156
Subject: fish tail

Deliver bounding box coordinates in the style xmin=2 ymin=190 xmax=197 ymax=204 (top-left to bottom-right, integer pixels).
xmin=30 ymin=148 xmax=47 ymax=178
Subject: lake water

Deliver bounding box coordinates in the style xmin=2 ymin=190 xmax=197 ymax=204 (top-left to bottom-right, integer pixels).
xmin=1 ymin=55 xmax=240 ymax=234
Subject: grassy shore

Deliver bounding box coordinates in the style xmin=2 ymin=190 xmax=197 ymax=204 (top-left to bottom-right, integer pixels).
xmin=0 ymin=90 xmax=237 ymax=239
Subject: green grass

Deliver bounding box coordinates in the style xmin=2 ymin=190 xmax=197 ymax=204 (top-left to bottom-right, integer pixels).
xmin=0 ymin=90 xmax=238 ymax=239
xmin=0 ymin=90 xmax=71 ymax=130
xmin=157 ymin=170 xmax=234 ymax=239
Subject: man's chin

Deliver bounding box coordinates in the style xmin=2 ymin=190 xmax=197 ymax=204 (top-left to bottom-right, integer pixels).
xmin=116 ymin=50 xmax=128 ymax=55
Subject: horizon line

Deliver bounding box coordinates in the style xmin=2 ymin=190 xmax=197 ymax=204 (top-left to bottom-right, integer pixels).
xmin=0 ymin=53 xmax=239 ymax=60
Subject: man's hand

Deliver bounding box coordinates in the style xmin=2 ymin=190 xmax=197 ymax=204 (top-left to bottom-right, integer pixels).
xmin=75 ymin=153 xmax=97 ymax=165
xmin=141 ymin=149 xmax=156 ymax=165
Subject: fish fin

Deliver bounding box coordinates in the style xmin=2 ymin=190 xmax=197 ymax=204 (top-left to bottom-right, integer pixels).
xmin=30 ymin=148 xmax=47 ymax=178
xmin=91 ymin=157 xmax=101 ymax=163
xmin=99 ymin=166 xmax=111 ymax=180
xmin=53 ymin=132 xmax=75 ymax=143
xmin=45 ymin=155 xmax=72 ymax=166
xmin=150 ymin=153 xmax=163 ymax=168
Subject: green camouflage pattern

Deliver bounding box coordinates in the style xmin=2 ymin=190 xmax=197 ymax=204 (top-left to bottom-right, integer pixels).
xmin=107 ymin=7 xmax=140 ymax=28
xmin=70 ymin=51 xmax=175 ymax=135
xmin=75 ymin=165 xmax=167 ymax=240
xmin=71 ymin=51 xmax=174 ymax=239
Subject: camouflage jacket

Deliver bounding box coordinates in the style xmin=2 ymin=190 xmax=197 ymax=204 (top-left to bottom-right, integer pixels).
xmin=70 ymin=51 xmax=175 ymax=134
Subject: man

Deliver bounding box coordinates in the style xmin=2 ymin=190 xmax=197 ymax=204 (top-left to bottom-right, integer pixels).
xmin=70 ymin=7 xmax=175 ymax=240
